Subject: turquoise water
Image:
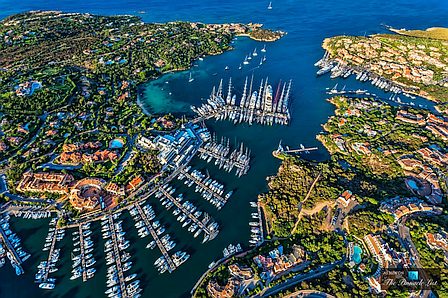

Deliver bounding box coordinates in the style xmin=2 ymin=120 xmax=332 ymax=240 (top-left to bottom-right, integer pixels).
xmin=109 ymin=139 xmax=124 ymax=149
xmin=352 ymin=245 xmax=362 ymax=264
xmin=0 ymin=1 xmax=447 ymax=298
xmin=407 ymin=179 xmax=419 ymax=190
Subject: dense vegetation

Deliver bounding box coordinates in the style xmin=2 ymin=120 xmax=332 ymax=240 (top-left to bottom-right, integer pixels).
xmin=0 ymin=11 xmax=276 ymax=194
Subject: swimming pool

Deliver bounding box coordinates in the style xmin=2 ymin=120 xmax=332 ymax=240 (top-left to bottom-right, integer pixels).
xmin=352 ymin=245 xmax=362 ymax=264
xmin=407 ymin=179 xmax=419 ymax=190
xmin=109 ymin=138 xmax=124 ymax=149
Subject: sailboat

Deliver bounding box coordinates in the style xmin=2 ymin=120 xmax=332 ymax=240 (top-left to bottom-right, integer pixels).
xmin=238 ymin=63 xmax=242 ymax=70
xmin=247 ymin=53 xmax=252 ymax=60
xmin=267 ymin=2 xmax=272 ymax=9
xmin=253 ymin=48 xmax=258 ymax=56
xmin=259 ymin=58 xmax=263 ymax=66
xmin=188 ymin=72 xmax=194 ymax=83
xmin=261 ymin=45 xmax=266 ymax=53
xmin=262 ymin=55 xmax=266 ymax=62
xmin=243 ymin=56 xmax=249 ymax=65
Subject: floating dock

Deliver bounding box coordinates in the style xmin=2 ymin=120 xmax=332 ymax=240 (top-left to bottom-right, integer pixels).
xmin=191 ymin=77 xmax=292 ymax=126
xmin=159 ymin=188 xmax=219 ymax=242
xmin=78 ymin=225 xmax=88 ymax=282
xmin=106 ymin=215 xmax=127 ymax=297
xmin=197 ymin=138 xmax=251 ymax=177
xmin=0 ymin=221 xmax=24 ymax=274
xmin=179 ymin=168 xmax=227 ymax=207
xmin=134 ymin=204 xmax=176 ymax=273
xmin=42 ymin=226 xmax=59 ymax=281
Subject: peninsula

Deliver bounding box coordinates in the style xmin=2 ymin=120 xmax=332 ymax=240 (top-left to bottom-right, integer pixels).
xmin=319 ymin=29 xmax=448 ymax=103
xmin=193 ymin=29 xmax=447 ymax=298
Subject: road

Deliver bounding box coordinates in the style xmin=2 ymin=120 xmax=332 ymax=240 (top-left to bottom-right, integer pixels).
xmin=284 ymin=290 xmax=335 ymax=298
xmin=254 ymin=259 xmax=344 ymax=298
xmin=0 ymin=112 xmax=49 ymax=166
xmin=397 ymin=220 xmax=431 ymax=298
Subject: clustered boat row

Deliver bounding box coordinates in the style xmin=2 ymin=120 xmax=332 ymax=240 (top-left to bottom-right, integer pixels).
xmin=191 ymin=76 xmax=292 ymax=126
xmin=0 ymin=215 xmax=28 ymax=276
xmin=197 ymin=135 xmax=251 ymax=178
xmin=315 ymin=51 xmax=419 ymax=98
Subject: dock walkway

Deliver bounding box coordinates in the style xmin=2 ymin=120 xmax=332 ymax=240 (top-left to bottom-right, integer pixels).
xmin=78 ymin=225 xmax=88 ymax=282
xmin=134 ymin=204 xmax=176 ymax=272
xmin=0 ymin=224 xmax=24 ymax=274
xmin=159 ymin=188 xmax=218 ymax=241
xmin=107 ymin=215 xmax=127 ymax=298
xmin=179 ymin=168 xmax=227 ymax=206
xmin=257 ymin=202 xmax=264 ymax=242
xmin=42 ymin=226 xmax=59 ymax=281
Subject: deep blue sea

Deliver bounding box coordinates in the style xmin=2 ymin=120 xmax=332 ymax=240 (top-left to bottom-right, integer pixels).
xmin=0 ymin=1 xmax=447 ymax=297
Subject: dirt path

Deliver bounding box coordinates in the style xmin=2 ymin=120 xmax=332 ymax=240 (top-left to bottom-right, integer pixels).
xmin=290 ymin=171 xmax=325 ymax=235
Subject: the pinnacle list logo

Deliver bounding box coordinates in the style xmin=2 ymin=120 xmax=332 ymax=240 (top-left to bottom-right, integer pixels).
xmin=381 ymin=268 xmax=441 ymax=291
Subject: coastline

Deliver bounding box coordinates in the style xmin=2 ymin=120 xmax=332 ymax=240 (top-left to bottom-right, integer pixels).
xmin=133 ymin=32 xmax=284 ymax=117
xmin=321 ymin=37 xmax=442 ymax=103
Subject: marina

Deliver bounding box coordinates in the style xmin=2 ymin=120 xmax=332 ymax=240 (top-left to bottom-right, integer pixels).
xmin=191 ymin=76 xmax=292 ymax=126
xmin=35 ymin=218 xmax=64 ymax=288
xmin=9 ymin=209 xmax=53 ymax=219
xmin=249 ymin=201 xmax=264 ymax=246
xmin=131 ymin=203 xmax=177 ymax=273
xmin=197 ymin=136 xmax=251 ymax=177
xmin=315 ymin=52 xmax=420 ymax=97
xmin=101 ymin=213 xmax=141 ymax=298
xmin=158 ymin=186 xmax=219 ymax=243
xmin=71 ymin=223 xmax=96 ymax=282
xmin=2 ymin=1 xmax=446 ymax=297
xmin=0 ymin=215 xmax=27 ymax=276
xmin=222 ymin=243 xmax=242 ymax=258
xmin=178 ymin=167 xmax=232 ymax=209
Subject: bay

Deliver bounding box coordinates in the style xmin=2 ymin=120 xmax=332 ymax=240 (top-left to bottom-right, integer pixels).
xmin=0 ymin=0 xmax=447 ymax=297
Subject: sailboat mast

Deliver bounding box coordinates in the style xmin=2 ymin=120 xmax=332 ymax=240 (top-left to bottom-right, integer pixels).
xmin=217 ymin=79 xmax=223 ymax=98
xmin=246 ymin=74 xmax=254 ymax=108
xmin=277 ymin=83 xmax=286 ymax=112
xmin=240 ymin=76 xmax=248 ymax=108
xmin=257 ymin=78 xmax=264 ymax=108
xmin=283 ymin=80 xmax=292 ymax=113
xmin=226 ymin=77 xmax=232 ymax=104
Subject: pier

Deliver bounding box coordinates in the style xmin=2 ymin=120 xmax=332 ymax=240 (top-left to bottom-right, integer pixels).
xmin=134 ymin=204 xmax=176 ymax=272
xmin=0 ymin=222 xmax=24 ymax=274
xmin=179 ymin=168 xmax=227 ymax=206
xmin=191 ymin=77 xmax=292 ymax=127
xmin=257 ymin=202 xmax=264 ymax=243
xmin=159 ymin=188 xmax=218 ymax=242
xmin=78 ymin=225 xmax=88 ymax=282
xmin=42 ymin=226 xmax=59 ymax=281
xmin=107 ymin=215 xmax=127 ymax=298
xmin=273 ymin=141 xmax=318 ymax=158
xmin=198 ymin=138 xmax=251 ymax=177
